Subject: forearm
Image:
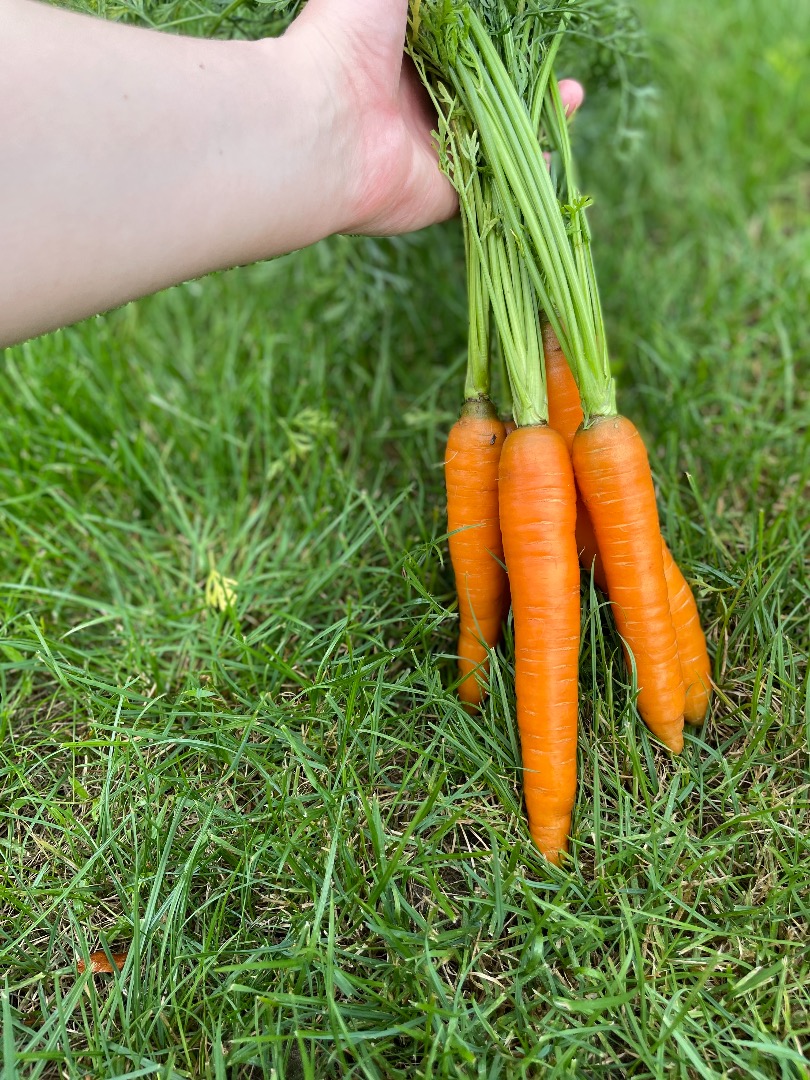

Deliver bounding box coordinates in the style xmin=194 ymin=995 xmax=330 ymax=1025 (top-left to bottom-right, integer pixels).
xmin=0 ymin=0 xmax=349 ymax=346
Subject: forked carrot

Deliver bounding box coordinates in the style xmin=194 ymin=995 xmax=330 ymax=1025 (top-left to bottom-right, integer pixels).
xmin=572 ymin=416 xmax=685 ymax=752
xmin=445 ymin=397 xmax=509 ymax=707
xmin=662 ymin=544 xmax=712 ymax=723
xmin=499 ymin=424 xmax=580 ymax=862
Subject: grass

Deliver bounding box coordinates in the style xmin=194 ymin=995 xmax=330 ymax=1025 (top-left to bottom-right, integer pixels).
xmin=1 ymin=0 xmax=809 ymax=1076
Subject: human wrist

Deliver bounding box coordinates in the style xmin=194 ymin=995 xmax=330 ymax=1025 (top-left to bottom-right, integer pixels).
xmin=242 ymin=30 xmax=356 ymax=253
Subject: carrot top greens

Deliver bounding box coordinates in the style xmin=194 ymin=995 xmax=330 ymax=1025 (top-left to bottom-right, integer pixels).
xmin=407 ymin=0 xmax=618 ymax=423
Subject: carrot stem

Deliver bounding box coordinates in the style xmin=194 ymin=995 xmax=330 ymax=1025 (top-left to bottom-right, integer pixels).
xmin=460 ymin=155 xmax=491 ymax=401
xmin=409 ymin=7 xmax=616 ymax=419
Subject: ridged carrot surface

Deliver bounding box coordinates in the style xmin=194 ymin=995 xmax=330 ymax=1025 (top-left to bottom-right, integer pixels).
xmin=499 ymin=424 xmax=580 ymax=862
xmin=445 ymin=399 xmax=508 ymax=707
xmin=662 ymin=544 xmax=712 ymax=723
xmin=572 ymin=416 xmax=685 ymax=753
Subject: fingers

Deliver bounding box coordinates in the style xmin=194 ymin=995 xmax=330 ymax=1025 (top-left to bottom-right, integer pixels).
xmin=557 ymin=78 xmax=585 ymax=118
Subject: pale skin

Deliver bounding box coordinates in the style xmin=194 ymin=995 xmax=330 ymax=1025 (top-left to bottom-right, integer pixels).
xmin=0 ymin=0 xmax=584 ymax=348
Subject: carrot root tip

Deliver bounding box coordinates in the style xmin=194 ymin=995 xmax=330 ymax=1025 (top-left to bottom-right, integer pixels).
xmin=662 ymin=730 xmax=685 ymax=754
xmin=684 ymin=696 xmax=711 ymax=725
xmin=529 ymin=816 xmax=572 ymax=864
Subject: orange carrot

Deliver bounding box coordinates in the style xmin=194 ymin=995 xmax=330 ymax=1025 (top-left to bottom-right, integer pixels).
xmin=572 ymin=415 xmax=685 ymax=752
xmin=500 ymin=415 xmax=515 ymax=625
xmin=544 ymin=325 xmax=711 ymax=715
xmin=542 ymin=322 xmax=607 ymax=590
xmin=498 ymin=424 xmax=580 ymax=862
xmin=445 ymin=397 xmax=509 ymax=707
xmin=542 ymin=321 xmax=582 ymax=457
xmin=662 ymin=544 xmax=712 ymax=723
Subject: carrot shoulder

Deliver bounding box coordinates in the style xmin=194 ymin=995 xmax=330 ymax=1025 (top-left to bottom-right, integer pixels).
xmin=572 ymin=415 xmax=685 ymax=752
xmin=445 ymin=397 xmax=508 ymax=707
xmin=499 ymin=424 xmax=580 ymax=862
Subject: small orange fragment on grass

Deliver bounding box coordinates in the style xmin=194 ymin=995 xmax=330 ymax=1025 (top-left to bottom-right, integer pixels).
xmin=77 ymin=950 xmax=128 ymax=975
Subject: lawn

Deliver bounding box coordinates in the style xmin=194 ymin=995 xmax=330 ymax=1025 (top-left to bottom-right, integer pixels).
xmin=1 ymin=0 xmax=809 ymax=1076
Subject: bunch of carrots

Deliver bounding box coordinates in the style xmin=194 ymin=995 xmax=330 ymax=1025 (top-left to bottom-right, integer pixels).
xmin=408 ymin=2 xmax=712 ymax=863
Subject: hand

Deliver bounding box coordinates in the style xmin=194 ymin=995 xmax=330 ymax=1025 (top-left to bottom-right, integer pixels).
xmin=285 ymin=0 xmax=585 ymax=237
xmin=0 ymin=0 xmax=584 ymax=346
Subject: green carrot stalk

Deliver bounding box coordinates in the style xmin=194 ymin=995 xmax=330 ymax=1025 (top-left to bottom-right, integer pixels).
xmin=409 ymin=3 xmax=616 ymax=420
xmin=460 ymin=154 xmax=491 ymax=401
